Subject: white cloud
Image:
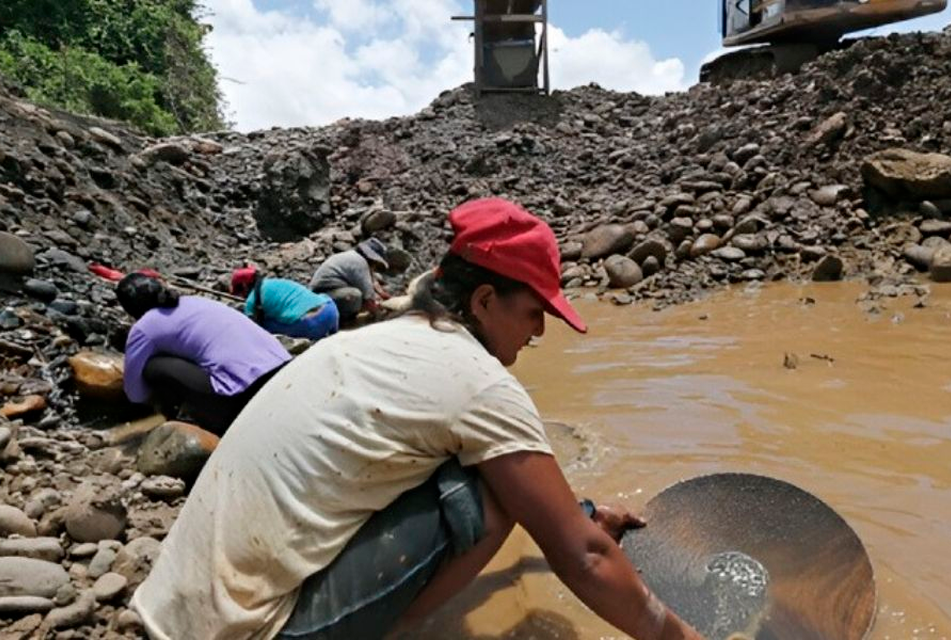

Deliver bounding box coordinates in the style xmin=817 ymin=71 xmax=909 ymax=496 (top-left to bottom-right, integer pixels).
xmin=203 ymin=0 xmax=687 ymax=132
xmin=312 ymin=0 xmax=394 ymax=32
xmin=548 ymin=26 xmax=686 ymax=95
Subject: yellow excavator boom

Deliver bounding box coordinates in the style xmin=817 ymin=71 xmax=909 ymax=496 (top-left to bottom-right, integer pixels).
xmin=721 ymin=0 xmax=948 ymax=47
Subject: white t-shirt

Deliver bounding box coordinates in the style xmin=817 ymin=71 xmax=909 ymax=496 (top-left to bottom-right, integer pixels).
xmin=132 ymin=315 xmax=553 ymax=640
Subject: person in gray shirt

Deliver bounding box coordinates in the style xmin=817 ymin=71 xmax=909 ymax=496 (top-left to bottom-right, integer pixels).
xmin=310 ymin=238 xmax=390 ymax=323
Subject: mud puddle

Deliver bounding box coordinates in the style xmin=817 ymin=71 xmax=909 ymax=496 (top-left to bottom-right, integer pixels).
xmin=419 ymin=282 xmax=951 ymax=639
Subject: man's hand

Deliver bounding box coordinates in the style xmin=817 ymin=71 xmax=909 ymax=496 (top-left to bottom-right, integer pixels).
xmin=593 ymin=505 xmax=646 ymax=542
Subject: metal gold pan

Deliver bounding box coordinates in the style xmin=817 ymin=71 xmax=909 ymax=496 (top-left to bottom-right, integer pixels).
xmin=621 ymin=473 xmax=876 ymax=640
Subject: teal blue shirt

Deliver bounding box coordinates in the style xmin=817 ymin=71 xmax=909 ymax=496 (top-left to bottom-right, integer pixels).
xmin=245 ymin=279 xmax=332 ymax=324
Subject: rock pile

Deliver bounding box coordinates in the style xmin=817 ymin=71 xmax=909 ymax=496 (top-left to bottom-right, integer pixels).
xmin=2 ymin=24 xmax=951 ymax=636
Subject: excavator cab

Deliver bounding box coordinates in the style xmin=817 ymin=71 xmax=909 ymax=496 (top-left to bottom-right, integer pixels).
xmin=705 ymin=0 xmax=947 ymax=82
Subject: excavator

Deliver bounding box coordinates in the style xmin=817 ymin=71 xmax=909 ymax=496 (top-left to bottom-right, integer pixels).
xmin=702 ymin=0 xmax=948 ymax=82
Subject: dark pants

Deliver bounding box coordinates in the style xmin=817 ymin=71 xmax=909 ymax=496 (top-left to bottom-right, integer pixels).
xmin=142 ymin=356 xmax=281 ymax=436
xmin=277 ymin=460 xmax=485 ymax=640
xmin=312 ymin=287 xmax=364 ymax=323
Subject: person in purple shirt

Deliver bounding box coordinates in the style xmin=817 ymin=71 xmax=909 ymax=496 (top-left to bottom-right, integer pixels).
xmin=117 ymin=273 xmax=291 ymax=435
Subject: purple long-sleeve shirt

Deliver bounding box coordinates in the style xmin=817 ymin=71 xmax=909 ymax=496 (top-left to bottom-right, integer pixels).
xmin=123 ymin=296 xmax=291 ymax=403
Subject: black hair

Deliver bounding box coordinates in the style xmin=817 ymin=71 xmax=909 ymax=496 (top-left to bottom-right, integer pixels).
xmin=406 ymin=253 xmax=528 ymax=341
xmin=116 ymin=273 xmax=180 ymax=320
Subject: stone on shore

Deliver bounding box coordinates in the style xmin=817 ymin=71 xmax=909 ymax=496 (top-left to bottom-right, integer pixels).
xmin=0 ymin=505 xmax=36 ymax=537
xmin=0 ymin=557 xmax=69 ymax=598
xmin=603 ymin=255 xmax=643 ymax=288
xmin=136 ymin=421 xmax=219 ymax=479
xmin=63 ymin=481 xmax=127 ymax=543
xmin=68 ymin=351 xmax=125 ymax=400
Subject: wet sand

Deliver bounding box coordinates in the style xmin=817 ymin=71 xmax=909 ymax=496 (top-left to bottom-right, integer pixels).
xmin=418 ymin=282 xmax=951 ymax=639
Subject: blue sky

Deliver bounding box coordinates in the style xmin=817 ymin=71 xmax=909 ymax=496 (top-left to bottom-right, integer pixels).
xmin=204 ymin=0 xmax=951 ymax=131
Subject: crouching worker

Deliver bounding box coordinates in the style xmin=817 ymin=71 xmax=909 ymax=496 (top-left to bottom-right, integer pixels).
xmin=231 ymin=266 xmax=339 ymax=341
xmin=309 ymin=237 xmax=390 ymax=323
xmin=117 ymin=273 xmax=291 ymax=436
xmin=131 ymin=199 xmax=701 ymax=640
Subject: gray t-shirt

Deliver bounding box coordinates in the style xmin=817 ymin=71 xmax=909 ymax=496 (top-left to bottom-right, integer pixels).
xmin=309 ymin=250 xmax=374 ymax=300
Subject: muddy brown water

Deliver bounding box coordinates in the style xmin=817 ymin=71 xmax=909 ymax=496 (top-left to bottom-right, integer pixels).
xmin=418 ymin=282 xmax=951 ymax=640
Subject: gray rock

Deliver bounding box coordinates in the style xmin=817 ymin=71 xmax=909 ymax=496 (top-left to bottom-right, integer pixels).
xmin=690 ymin=234 xmax=721 ymax=258
xmin=44 ymin=589 xmax=95 ymax=629
xmin=137 ymin=421 xmax=219 ymax=479
xmin=806 ymin=112 xmax=848 ymax=147
xmin=0 ymin=426 xmax=10 ymax=449
xmin=862 ymin=148 xmax=951 ymax=200
xmin=629 ymin=239 xmax=668 ymax=266
xmin=112 ymin=537 xmax=161 ymax=588
xmin=559 ymin=241 xmax=583 ymax=261
xmin=53 ymin=582 xmax=76 ymax=607
xmin=0 ymin=231 xmax=35 ymax=274
xmin=92 ymin=572 xmax=128 ymax=601
xmin=0 ymin=596 xmax=55 ymax=614
xmin=0 ymin=557 xmax=69 ymax=597
xmin=800 ymin=245 xmax=828 ymax=262
xmin=734 ymin=214 xmax=767 ymax=235
xmin=603 ymin=255 xmax=643 ymax=288
xmin=141 ymin=475 xmax=186 ymax=500
xmin=87 ymin=547 xmax=117 ymax=579
xmin=116 ymin=608 xmax=144 ymax=633
xmin=254 ymin=145 xmax=333 ymax=241
xmin=919 ymin=200 xmax=943 ymax=218
xmin=64 ymin=481 xmax=127 ymax=543
xmin=809 ymin=184 xmax=852 ymax=207
xmin=23 ymin=278 xmax=58 ymax=301
xmin=0 ymin=505 xmax=36 ymax=537
xmin=361 ymin=209 xmax=397 ymax=234
xmin=732 ymin=143 xmax=760 ymax=165
xmin=36 ymin=248 xmax=86 ymax=272
xmin=0 ymin=537 xmax=63 ymax=562
xmin=731 ymin=234 xmax=769 ymax=253
xmin=740 ymin=269 xmax=766 ymax=281
xmin=812 ymin=255 xmax=845 ymax=282
xmin=903 ymin=244 xmax=936 ymax=271
xmin=23 ymin=488 xmax=61 ymax=521
xmin=919 ymin=219 xmax=951 ymax=237
xmin=88 ymin=127 xmax=123 ymax=149
xmin=930 ymin=245 xmax=951 ymax=282
xmin=667 ymin=217 xmax=694 ymax=243
xmin=581 ymin=224 xmax=635 ymax=260
xmin=711 ymin=247 xmax=746 ymax=262
xmin=641 ymin=255 xmax=661 ymax=277
xmin=140 ymin=142 xmax=189 ymax=165
xmin=68 ymin=543 xmax=98 ymax=558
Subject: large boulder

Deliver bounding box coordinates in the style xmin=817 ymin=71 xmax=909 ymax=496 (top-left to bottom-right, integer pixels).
xmin=861 ymin=148 xmax=951 ymax=200
xmin=254 ymin=145 xmax=333 ymax=241
xmin=0 ymin=232 xmax=34 ymax=275
xmin=581 ymin=224 xmax=635 ymax=260
xmin=137 ymin=421 xmax=219 ymax=479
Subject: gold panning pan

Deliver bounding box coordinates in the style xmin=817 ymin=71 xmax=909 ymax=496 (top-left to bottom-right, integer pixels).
xmin=620 ymin=473 xmax=875 ymax=640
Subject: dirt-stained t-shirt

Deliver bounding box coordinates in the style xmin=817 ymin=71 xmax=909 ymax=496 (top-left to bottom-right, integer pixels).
xmin=131 ymin=314 xmax=552 ymax=640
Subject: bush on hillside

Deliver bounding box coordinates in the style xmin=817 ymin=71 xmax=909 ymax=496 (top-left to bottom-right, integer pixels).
xmin=0 ymin=0 xmax=225 ymax=135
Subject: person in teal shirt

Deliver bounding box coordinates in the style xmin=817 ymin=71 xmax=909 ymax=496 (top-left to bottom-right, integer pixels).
xmin=231 ymin=267 xmax=339 ymax=341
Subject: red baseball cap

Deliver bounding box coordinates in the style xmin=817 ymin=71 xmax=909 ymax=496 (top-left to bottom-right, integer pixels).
xmin=231 ymin=266 xmax=258 ymax=295
xmin=448 ymin=198 xmax=587 ymax=333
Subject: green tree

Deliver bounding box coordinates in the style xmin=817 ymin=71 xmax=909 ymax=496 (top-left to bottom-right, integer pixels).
xmin=0 ymin=0 xmax=225 ymax=135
